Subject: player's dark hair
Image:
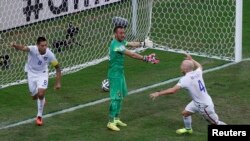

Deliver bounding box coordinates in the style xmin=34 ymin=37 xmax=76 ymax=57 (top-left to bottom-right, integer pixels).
xmin=37 ymin=36 xmax=47 ymax=44
xmin=113 ymin=26 xmax=124 ymax=33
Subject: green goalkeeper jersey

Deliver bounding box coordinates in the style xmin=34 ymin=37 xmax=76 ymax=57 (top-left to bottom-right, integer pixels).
xmin=108 ymin=39 xmax=128 ymax=78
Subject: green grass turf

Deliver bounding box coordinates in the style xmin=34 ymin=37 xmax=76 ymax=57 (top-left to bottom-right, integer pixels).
xmin=0 ymin=60 xmax=249 ymax=141
xmin=0 ymin=0 xmax=249 ymax=140
xmin=0 ymin=50 xmax=227 ymax=126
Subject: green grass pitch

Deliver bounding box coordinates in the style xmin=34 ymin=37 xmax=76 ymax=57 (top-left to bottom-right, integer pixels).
xmin=0 ymin=0 xmax=250 ymax=141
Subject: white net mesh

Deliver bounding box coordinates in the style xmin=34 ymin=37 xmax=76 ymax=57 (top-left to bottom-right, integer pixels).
xmin=151 ymin=0 xmax=236 ymax=60
xmin=0 ymin=0 xmax=239 ymax=88
xmin=0 ymin=0 xmax=151 ymax=88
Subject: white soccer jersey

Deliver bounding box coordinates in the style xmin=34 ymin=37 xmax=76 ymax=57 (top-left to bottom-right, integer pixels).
xmin=25 ymin=45 xmax=57 ymax=74
xmin=177 ymin=68 xmax=213 ymax=105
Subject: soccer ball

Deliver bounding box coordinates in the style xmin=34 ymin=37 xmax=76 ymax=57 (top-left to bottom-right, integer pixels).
xmin=101 ymin=79 xmax=109 ymax=92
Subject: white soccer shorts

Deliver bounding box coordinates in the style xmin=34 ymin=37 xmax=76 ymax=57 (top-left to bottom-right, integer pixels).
xmin=185 ymin=101 xmax=220 ymax=125
xmin=27 ymin=73 xmax=48 ymax=96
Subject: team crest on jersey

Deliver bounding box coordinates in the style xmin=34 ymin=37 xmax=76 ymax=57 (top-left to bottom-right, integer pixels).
xmin=44 ymin=57 xmax=48 ymax=61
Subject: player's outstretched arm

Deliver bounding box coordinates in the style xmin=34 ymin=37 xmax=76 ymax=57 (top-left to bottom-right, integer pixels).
xmin=185 ymin=53 xmax=202 ymax=70
xmin=54 ymin=64 xmax=62 ymax=90
xmin=127 ymin=37 xmax=153 ymax=48
xmin=150 ymin=85 xmax=181 ymax=100
xmin=124 ymin=49 xmax=144 ymax=60
xmin=126 ymin=42 xmax=141 ymax=48
xmin=124 ymin=49 xmax=159 ymax=64
xmin=11 ymin=42 xmax=30 ymax=52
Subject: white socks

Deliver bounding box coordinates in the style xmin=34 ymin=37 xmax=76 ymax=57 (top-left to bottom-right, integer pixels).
xmin=183 ymin=116 xmax=192 ymax=129
xmin=37 ymin=97 xmax=45 ymax=117
xmin=217 ymin=121 xmax=227 ymax=125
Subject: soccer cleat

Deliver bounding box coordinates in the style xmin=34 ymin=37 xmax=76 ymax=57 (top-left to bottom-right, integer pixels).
xmin=107 ymin=122 xmax=120 ymax=131
xmin=114 ymin=119 xmax=127 ymax=127
xmin=36 ymin=116 xmax=43 ymax=126
xmin=176 ymin=128 xmax=193 ymax=134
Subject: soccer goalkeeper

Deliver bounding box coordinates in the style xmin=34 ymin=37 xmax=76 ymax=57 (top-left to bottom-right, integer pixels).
xmin=107 ymin=18 xmax=159 ymax=131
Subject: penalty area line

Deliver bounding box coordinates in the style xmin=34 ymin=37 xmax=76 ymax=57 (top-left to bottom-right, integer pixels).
xmin=0 ymin=60 xmax=244 ymax=130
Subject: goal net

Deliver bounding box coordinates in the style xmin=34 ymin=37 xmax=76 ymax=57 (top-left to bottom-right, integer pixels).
xmin=0 ymin=0 xmax=241 ymax=88
xmin=150 ymin=0 xmax=241 ymax=62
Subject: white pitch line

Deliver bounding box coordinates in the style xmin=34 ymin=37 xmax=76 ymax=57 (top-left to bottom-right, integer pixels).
xmin=0 ymin=59 xmax=249 ymax=130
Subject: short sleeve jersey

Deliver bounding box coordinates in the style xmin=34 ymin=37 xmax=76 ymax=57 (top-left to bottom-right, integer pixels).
xmin=25 ymin=45 xmax=58 ymax=74
xmin=177 ymin=68 xmax=213 ymax=105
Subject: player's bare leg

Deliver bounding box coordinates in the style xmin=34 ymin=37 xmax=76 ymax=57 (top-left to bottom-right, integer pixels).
xmin=32 ymin=94 xmax=38 ymax=100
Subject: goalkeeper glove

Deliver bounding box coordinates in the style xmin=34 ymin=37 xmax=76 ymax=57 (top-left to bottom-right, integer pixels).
xmin=143 ymin=53 xmax=160 ymax=64
xmin=141 ymin=37 xmax=153 ymax=48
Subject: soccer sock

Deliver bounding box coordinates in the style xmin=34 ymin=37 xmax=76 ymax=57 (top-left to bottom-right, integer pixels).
xmin=115 ymin=100 xmax=122 ymax=119
xmin=218 ymin=121 xmax=227 ymax=125
xmin=37 ymin=97 xmax=45 ymax=117
xmin=109 ymin=100 xmax=117 ymax=122
xmin=183 ymin=116 xmax=192 ymax=129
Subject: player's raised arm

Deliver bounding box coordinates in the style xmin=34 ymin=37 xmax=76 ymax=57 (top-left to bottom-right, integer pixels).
xmin=191 ymin=58 xmax=202 ymax=70
xmin=11 ymin=42 xmax=30 ymax=52
xmin=185 ymin=53 xmax=202 ymax=70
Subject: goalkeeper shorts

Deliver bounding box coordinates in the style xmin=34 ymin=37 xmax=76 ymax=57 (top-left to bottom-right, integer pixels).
xmin=109 ymin=76 xmax=128 ymax=100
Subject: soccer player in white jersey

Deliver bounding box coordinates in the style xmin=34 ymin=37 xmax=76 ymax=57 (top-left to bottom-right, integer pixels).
xmin=150 ymin=53 xmax=226 ymax=134
xmin=11 ymin=37 xmax=61 ymax=126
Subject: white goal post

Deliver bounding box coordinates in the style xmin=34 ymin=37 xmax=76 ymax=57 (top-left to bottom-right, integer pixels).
xmin=0 ymin=0 xmax=242 ymax=88
xmin=235 ymin=0 xmax=243 ymax=62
